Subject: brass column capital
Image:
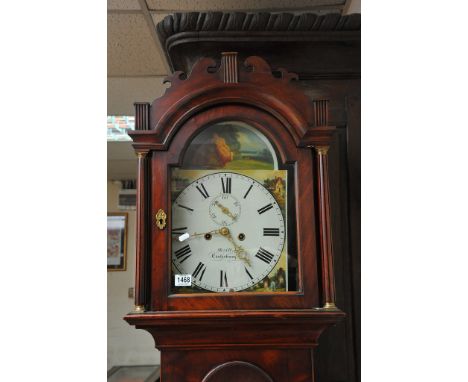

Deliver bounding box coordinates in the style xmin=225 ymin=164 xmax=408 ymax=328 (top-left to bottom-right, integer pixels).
xmin=315 ymin=146 xmax=330 ymax=155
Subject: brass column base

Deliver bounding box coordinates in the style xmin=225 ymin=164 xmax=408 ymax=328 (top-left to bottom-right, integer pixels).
xmin=322 ymin=302 xmax=338 ymax=311
xmin=133 ymin=305 xmax=145 ymax=313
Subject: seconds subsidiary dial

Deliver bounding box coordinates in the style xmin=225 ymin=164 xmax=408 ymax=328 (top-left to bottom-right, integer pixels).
xmin=172 ymin=172 xmax=285 ymax=292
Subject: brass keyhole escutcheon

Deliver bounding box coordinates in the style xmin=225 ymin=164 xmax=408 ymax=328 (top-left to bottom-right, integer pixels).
xmin=155 ymin=209 xmax=167 ymax=230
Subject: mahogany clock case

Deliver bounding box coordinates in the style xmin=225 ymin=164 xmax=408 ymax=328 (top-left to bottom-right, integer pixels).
xmin=154 ymin=15 xmax=362 ymax=380
xmin=125 ymin=51 xmax=352 ymax=382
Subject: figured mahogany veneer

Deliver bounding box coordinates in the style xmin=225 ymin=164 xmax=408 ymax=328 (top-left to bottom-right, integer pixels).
xmin=125 ymin=53 xmax=344 ymax=381
xmin=126 ymin=310 xmax=344 ymax=381
xmin=126 ymin=310 xmax=344 ymax=348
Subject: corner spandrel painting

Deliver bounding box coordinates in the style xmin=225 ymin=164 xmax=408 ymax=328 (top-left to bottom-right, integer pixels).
xmin=182 ymin=121 xmax=278 ymax=170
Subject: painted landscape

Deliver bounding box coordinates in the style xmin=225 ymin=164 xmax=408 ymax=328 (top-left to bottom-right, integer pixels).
xmin=182 ymin=121 xmax=277 ymax=170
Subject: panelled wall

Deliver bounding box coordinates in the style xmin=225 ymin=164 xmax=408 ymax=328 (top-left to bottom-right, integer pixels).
xmin=300 ymin=79 xmax=360 ymax=382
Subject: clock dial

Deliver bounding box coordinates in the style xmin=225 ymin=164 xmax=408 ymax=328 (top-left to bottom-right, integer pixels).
xmin=172 ymin=172 xmax=285 ymax=292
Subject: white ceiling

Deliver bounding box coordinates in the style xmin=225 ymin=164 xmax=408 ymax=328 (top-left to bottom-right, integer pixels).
xmin=146 ymin=0 xmax=346 ymax=12
xmin=107 ymin=0 xmax=361 ymax=113
xmin=107 ymin=0 xmax=361 ymax=181
xmin=108 ymin=13 xmax=167 ymax=76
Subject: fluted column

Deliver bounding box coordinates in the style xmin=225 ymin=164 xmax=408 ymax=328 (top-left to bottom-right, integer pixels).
xmin=134 ymin=103 xmax=150 ymax=130
xmin=220 ymin=52 xmax=239 ymax=83
xmin=315 ymin=145 xmax=337 ymax=310
xmin=133 ymin=151 xmax=149 ymax=313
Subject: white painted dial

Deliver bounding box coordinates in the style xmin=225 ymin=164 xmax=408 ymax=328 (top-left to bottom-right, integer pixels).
xmin=172 ymin=172 xmax=285 ymax=292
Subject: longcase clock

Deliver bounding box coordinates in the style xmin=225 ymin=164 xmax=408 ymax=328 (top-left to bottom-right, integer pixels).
xmin=125 ymin=52 xmax=344 ymax=381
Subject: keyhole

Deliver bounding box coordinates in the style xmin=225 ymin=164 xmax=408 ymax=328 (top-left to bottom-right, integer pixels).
xmin=155 ymin=209 xmax=166 ymax=229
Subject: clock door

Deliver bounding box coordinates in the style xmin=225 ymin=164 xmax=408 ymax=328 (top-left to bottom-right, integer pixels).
xmin=170 ymin=121 xmax=292 ymax=295
xmin=150 ymin=104 xmax=320 ymax=311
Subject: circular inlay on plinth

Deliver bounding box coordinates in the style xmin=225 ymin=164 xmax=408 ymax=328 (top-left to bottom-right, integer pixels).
xmin=202 ymin=361 xmax=273 ymax=382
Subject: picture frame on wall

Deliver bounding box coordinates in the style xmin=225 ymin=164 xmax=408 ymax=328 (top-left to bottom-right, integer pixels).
xmin=107 ymin=212 xmax=128 ymax=271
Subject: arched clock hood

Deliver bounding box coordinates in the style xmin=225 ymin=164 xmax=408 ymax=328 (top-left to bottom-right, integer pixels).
xmin=125 ymin=52 xmax=345 ymax=382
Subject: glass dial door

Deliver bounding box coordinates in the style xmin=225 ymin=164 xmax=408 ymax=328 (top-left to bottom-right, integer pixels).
xmin=170 ymin=121 xmax=296 ymax=294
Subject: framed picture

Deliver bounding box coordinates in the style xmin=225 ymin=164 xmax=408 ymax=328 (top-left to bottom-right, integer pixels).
xmin=107 ymin=212 xmax=128 ymax=271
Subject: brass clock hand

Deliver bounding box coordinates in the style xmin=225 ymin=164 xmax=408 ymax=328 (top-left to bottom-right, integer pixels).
xmin=177 ymin=229 xmax=220 ymax=242
xmin=219 ymin=227 xmax=252 ymax=266
xmin=190 ymin=229 xmax=219 ymax=237
xmin=177 ymin=227 xmax=251 ymax=265
xmin=214 ymin=201 xmax=237 ymax=220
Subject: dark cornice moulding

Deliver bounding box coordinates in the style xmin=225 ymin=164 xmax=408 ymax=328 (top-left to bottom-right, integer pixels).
xmin=157 ymin=12 xmax=361 ymax=44
xmin=155 ymin=12 xmax=361 ymax=79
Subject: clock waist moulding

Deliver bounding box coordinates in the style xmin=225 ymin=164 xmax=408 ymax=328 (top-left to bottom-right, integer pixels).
xmin=124 ymin=52 xmax=345 ymax=382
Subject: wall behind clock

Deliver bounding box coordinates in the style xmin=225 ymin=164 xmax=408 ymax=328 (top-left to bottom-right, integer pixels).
xmin=107 ymin=16 xmax=168 ymax=366
xmin=107 ymin=181 xmax=160 ymax=369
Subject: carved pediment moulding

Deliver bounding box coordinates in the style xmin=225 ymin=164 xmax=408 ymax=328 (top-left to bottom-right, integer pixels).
xmin=129 ymin=52 xmax=334 ymax=151
xmin=157 ymin=12 xmax=361 ymax=45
